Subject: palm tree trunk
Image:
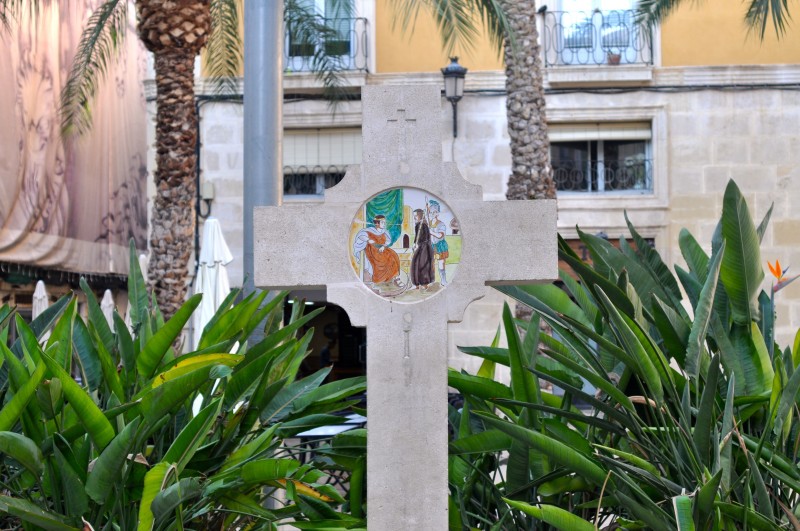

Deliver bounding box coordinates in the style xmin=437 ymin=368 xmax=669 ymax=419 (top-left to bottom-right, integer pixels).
xmin=137 ymin=0 xmax=210 ymax=319
xmin=149 ymin=50 xmax=199 ymax=319
xmin=500 ymin=0 xmax=557 ymax=201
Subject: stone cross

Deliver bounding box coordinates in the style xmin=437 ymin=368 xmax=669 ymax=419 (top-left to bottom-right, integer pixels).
xmin=254 ymin=85 xmax=556 ymax=530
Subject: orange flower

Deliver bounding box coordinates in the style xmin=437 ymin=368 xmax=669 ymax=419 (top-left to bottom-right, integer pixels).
xmin=768 ymin=260 xmax=784 ymax=281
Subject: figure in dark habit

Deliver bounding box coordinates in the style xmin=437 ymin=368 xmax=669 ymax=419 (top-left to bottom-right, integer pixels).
xmin=410 ymin=208 xmax=434 ymax=289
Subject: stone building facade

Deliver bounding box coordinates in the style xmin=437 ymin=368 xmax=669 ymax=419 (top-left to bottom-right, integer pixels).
xmin=145 ymin=0 xmax=800 ymax=370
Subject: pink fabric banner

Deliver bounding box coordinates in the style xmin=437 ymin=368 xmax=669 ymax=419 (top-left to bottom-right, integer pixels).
xmin=0 ymin=1 xmax=148 ymax=275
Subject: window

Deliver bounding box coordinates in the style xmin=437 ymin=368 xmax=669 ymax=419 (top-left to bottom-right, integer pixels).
xmin=283 ymin=128 xmax=362 ymax=199
xmin=286 ymin=0 xmax=363 ymax=72
xmin=550 ymin=122 xmax=652 ymax=193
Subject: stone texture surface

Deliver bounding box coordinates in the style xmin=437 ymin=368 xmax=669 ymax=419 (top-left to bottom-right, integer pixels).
xmin=254 ymin=85 xmax=557 ymax=530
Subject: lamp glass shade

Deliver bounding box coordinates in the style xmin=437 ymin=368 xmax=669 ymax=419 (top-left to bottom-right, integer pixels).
xmin=441 ymin=57 xmax=467 ymax=102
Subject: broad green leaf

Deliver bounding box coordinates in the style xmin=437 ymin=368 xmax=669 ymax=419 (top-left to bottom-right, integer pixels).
xmin=88 ymin=322 xmax=125 ymax=402
xmin=113 ymin=311 xmax=136 ymax=372
xmin=745 ymin=450 xmax=774 ymax=521
xmin=80 ymin=277 xmax=115 ymax=356
xmin=291 ymin=376 xmax=367 ymax=412
xmin=504 ymin=499 xmax=595 ymax=531
xmin=503 ymin=303 xmax=539 ymax=418
xmin=672 ymin=495 xmax=696 ymax=531
xmin=651 ymin=296 xmax=690 ymax=363
xmin=715 ymin=502 xmax=776 ymax=531
xmin=85 ymin=418 xmax=140 ymax=503
xmin=449 ymin=429 xmax=512 ymax=455
xmin=625 ymin=211 xmax=684 ymax=307
xmin=475 ymin=412 xmax=607 ymax=486
xmin=71 ymin=316 xmax=103 ymax=392
xmin=448 ymin=370 xmax=512 ymax=402
xmin=138 ymin=364 xmax=216 ymax=427
xmin=694 ymin=353 xmax=720 ymax=467
xmin=162 ymin=398 xmax=221 ymax=474
xmin=686 ymin=242 xmax=724 ymax=378
xmin=218 ymin=423 xmax=280 ymax=473
xmin=151 ymin=353 xmax=240 ymax=388
xmin=0 ymin=431 xmax=43 ymax=476
xmin=756 ymin=202 xmax=773 ymax=243
xmin=593 ymin=444 xmax=659 ymax=476
xmin=773 ymin=360 xmax=800 ymax=441
xmin=579 ymin=228 xmax=668 ymax=319
xmin=151 ymin=477 xmax=202 ymax=524
xmin=595 ymin=288 xmax=664 ymax=401
xmin=0 ymin=495 xmax=79 ymax=530
xmin=720 ymin=180 xmax=764 ymax=324
xmin=0 ymin=362 xmax=46 ymax=431
xmin=224 ymin=342 xmax=291 ymax=409
xmin=44 ymin=298 xmax=76 ymax=370
xmin=128 ymin=239 xmax=149 ymax=328
xmin=53 ymin=445 xmax=89 ymax=518
xmin=558 ymin=249 xmax=637 ymax=319
xmin=679 ymin=228 xmax=710 ymax=281
xmin=138 ymin=462 xmax=176 ymax=531
xmin=137 ymin=293 xmax=202 ymax=379
xmin=240 ymin=458 xmax=301 ymax=483
xmin=261 ymin=367 xmax=331 ymax=423
xmin=696 ymin=469 xmax=722 ymax=528
xmin=40 ymin=353 xmax=115 ymax=450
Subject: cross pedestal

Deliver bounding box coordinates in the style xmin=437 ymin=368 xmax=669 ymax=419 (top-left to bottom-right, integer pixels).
xmin=254 ymin=85 xmax=556 ymax=530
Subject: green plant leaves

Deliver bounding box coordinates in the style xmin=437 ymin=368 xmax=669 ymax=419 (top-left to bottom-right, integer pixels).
xmin=720 ymin=180 xmax=764 ymax=324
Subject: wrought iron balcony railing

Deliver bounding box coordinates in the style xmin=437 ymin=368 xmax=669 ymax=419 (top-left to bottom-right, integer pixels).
xmin=553 ymin=158 xmax=653 ymax=193
xmin=541 ymin=10 xmax=653 ymax=67
xmin=285 ymin=17 xmax=368 ymax=73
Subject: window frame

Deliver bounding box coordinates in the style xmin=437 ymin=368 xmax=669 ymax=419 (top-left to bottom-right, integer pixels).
xmin=546 ymin=105 xmax=668 ymax=212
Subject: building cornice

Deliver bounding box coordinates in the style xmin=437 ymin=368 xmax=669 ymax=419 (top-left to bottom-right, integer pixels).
xmin=143 ymin=63 xmax=800 ymax=102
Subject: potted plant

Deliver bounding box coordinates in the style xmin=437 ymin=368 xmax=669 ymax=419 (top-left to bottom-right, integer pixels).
xmin=607 ymin=50 xmax=621 ymax=64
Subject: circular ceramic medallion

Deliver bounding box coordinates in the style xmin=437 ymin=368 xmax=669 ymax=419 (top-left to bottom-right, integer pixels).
xmin=349 ymin=187 xmax=461 ymax=301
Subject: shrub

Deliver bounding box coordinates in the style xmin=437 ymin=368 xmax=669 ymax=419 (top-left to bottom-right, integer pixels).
xmin=0 ymin=243 xmax=366 ymax=530
xmin=449 ymin=180 xmax=800 ymax=530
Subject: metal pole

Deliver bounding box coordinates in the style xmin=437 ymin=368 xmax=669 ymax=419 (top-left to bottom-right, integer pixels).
xmin=451 ymin=100 xmax=459 ymax=138
xmin=243 ymin=0 xmax=283 ymax=297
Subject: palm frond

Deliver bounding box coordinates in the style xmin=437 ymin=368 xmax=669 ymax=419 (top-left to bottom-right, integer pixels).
xmin=745 ymin=0 xmax=792 ymax=39
xmin=635 ymin=0 xmax=684 ymax=30
xmin=204 ymin=0 xmax=243 ymax=95
xmin=636 ymin=0 xmax=792 ymax=39
xmin=0 ymin=0 xmax=41 ymax=32
xmin=388 ymin=0 xmax=508 ymax=54
xmin=60 ymin=0 xmax=127 ymax=136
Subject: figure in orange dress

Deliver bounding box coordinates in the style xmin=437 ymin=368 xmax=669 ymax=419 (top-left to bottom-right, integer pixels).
xmin=352 ymin=215 xmax=403 ymax=286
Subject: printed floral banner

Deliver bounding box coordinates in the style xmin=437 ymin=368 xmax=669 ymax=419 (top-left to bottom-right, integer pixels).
xmin=0 ymin=1 xmax=148 ymax=275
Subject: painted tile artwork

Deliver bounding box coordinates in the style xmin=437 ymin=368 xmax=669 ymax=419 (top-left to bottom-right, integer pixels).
xmin=349 ymin=187 xmax=461 ymax=302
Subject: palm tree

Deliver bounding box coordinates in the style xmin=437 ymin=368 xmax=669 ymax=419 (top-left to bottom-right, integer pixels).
xmin=499 ymin=0 xmax=556 ymax=201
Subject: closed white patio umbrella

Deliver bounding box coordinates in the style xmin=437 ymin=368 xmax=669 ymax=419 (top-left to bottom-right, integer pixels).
xmin=193 ymin=217 xmax=233 ymax=350
xmin=32 ymin=280 xmax=49 ymax=320
xmin=100 ymin=289 xmax=115 ymax=327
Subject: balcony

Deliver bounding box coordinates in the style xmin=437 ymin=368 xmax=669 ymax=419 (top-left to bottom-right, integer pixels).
xmin=284 ymin=17 xmax=368 ymax=73
xmin=541 ymin=10 xmax=653 ymax=86
xmin=553 ymin=157 xmax=653 ymax=193
xmin=542 ymin=10 xmax=652 ymax=67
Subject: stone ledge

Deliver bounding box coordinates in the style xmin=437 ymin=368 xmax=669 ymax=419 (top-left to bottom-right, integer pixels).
xmin=546 ymin=65 xmax=654 ymax=87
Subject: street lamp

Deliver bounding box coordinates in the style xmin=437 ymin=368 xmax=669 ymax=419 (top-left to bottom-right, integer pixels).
xmin=441 ymin=56 xmax=467 ymax=138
